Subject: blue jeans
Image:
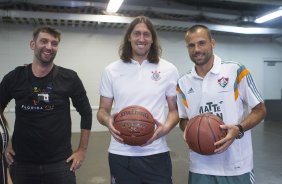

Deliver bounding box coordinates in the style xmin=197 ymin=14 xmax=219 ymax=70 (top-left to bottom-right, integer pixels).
xmin=9 ymin=160 xmax=76 ymax=184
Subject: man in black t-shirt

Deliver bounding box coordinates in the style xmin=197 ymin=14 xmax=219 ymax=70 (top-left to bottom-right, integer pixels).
xmin=0 ymin=26 xmax=92 ymax=184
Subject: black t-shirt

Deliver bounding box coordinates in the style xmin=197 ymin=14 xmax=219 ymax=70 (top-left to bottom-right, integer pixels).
xmin=0 ymin=64 xmax=92 ymax=164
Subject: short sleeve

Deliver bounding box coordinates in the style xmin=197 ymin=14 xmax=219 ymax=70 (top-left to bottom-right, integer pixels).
xmin=165 ymin=65 xmax=179 ymax=97
xmin=99 ymin=68 xmax=114 ymax=98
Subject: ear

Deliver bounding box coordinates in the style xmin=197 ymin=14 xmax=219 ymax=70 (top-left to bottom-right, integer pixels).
xmin=30 ymin=40 xmax=35 ymax=50
xmin=128 ymin=35 xmax=131 ymax=42
xmin=211 ymin=38 xmax=216 ymax=49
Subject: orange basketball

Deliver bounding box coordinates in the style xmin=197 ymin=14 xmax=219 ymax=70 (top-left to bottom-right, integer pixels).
xmin=114 ymin=105 xmax=155 ymax=146
xmin=184 ymin=113 xmax=227 ymax=155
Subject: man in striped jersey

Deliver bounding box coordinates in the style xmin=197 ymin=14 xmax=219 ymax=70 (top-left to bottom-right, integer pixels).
xmin=176 ymin=24 xmax=266 ymax=184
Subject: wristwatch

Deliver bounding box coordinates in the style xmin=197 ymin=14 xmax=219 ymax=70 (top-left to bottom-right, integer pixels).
xmin=235 ymin=124 xmax=244 ymax=139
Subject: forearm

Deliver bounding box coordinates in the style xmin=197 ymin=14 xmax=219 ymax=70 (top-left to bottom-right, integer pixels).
xmin=163 ymin=110 xmax=179 ymax=132
xmin=78 ymin=129 xmax=91 ymax=151
xmin=96 ymin=108 xmax=111 ymax=128
xmin=96 ymin=96 xmax=113 ymax=128
xmin=240 ymin=102 xmax=267 ymax=131
xmin=163 ymin=96 xmax=180 ymax=133
xmin=179 ymin=118 xmax=188 ymax=132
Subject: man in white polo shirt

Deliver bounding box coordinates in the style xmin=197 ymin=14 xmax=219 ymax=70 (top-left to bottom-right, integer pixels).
xmin=97 ymin=16 xmax=179 ymax=184
xmin=177 ymin=24 xmax=266 ymax=184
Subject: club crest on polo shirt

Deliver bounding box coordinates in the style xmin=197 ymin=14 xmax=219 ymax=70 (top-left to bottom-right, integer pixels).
xmin=151 ymin=70 xmax=161 ymax=81
xmin=218 ymin=77 xmax=229 ymax=88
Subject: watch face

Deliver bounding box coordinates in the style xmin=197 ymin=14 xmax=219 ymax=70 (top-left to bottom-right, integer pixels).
xmin=237 ymin=131 xmax=244 ymax=139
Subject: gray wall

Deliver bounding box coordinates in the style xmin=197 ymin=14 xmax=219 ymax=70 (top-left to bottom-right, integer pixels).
xmin=1 ymin=24 xmax=282 ymax=133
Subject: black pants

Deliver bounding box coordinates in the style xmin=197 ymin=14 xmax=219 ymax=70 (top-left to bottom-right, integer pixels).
xmin=109 ymin=152 xmax=173 ymax=184
xmin=9 ymin=160 xmax=76 ymax=184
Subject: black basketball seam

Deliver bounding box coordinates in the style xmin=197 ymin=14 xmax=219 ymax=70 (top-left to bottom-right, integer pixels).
xmin=114 ymin=118 xmax=155 ymax=123
xmin=208 ymin=115 xmax=225 ymax=149
xmin=186 ymin=118 xmax=195 ymax=150
xmin=121 ymin=128 xmax=155 ymax=136
xmin=115 ymin=106 xmax=155 ymax=123
xmin=207 ymin=117 xmax=217 ymax=151
xmin=209 ymin=116 xmax=225 ymax=130
xmin=197 ymin=115 xmax=204 ymax=154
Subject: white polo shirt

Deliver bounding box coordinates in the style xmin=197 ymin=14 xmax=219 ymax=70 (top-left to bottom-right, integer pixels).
xmin=177 ymin=55 xmax=263 ymax=176
xmin=100 ymin=58 xmax=179 ymax=156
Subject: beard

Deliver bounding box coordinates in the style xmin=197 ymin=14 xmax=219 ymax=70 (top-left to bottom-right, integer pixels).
xmin=190 ymin=51 xmax=212 ymax=66
xmin=34 ymin=48 xmax=56 ymax=65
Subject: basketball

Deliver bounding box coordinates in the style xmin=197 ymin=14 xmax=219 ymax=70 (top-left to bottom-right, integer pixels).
xmin=184 ymin=113 xmax=227 ymax=155
xmin=114 ymin=105 xmax=156 ymax=146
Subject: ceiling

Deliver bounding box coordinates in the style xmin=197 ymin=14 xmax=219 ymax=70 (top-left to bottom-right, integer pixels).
xmin=0 ymin=0 xmax=282 ymax=36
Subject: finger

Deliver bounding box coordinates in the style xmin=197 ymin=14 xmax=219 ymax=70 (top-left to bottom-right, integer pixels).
xmin=214 ymin=144 xmax=227 ymax=153
xmin=76 ymin=160 xmax=82 ymax=168
xmin=142 ymin=137 xmax=154 ymax=146
xmin=219 ymin=124 xmax=228 ymax=129
xmin=111 ymin=128 xmax=121 ymax=135
xmin=111 ymin=131 xmax=124 ymax=142
xmin=215 ymin=144 xmax=228 ymax=153
xmin=113 ymin=135 xmax=124 ymax=144
xmin=70 ymin=161 xmax=76 ymax=171
xmin=66 ymin=156 xmax=73 ymax=163
xmin=214 ymin=138 xmax=226 ymax=146
xmin=215 ymin=139 xmax=233 ymax=153
xmin=142 ymin=129 xmax=160 ymax=146
xmin=10 ymin=150 xmax=15 ymax=156
xmin=72 ymin=160 xmax=82 ymax=172
xmin=154 ymin=119 xmax=161 ymax=126
xmin=5 ymin=152 xmax=14 ymax=165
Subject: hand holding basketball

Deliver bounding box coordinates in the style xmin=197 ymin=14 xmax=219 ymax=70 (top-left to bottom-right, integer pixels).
xmin=114 ymin=105 xmax=156 ymax=146
xmin=184 ymin=113 xmax=227 ymax=155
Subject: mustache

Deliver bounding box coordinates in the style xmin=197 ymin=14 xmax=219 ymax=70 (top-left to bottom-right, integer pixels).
xmin=192 ymin=51 xmax=204 ymax=57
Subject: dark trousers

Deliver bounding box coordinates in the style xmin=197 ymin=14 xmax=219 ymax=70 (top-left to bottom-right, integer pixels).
xmin=9 ymin=160 xmax=76 ymax=184
xmin=109 ymin=152 xmax=173 ymax=184
xmin=0 ymin=155 xmax=8 ymax=184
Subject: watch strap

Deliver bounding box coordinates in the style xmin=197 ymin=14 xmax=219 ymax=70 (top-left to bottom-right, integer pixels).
xmin=235 ymin=124 xmax=244 ymax=139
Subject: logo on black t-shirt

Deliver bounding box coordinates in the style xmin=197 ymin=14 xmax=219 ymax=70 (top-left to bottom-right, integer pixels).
xmin=21 ymin=83 xmax=54 ymax=112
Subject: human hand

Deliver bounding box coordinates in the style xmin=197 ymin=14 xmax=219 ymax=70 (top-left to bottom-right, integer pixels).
xmin=5 ymin=143 xmax=15 ymax=166
xmin=142 ymin=120 xmax=169 ymax=146
xmin=108 ymin=113 xmax=124 ymax=144
xmin=214 ymin=124 xmax=238 ymax=153
xmin=66 ymin=148 xmax=86 ymax=172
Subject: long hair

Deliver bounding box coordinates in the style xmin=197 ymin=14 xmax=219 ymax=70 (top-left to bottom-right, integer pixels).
xmin=119 ymin=16 xmax=162 ymax=63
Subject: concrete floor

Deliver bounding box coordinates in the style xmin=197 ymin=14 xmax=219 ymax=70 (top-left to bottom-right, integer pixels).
xmin=73 ymin=120 xmax=282 ymax=184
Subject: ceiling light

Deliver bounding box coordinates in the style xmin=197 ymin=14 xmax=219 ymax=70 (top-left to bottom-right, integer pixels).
xmin=106 ymin=0 xmax=124 ymax=13
xmin=255 ymin=7 xmax=282 ymax=24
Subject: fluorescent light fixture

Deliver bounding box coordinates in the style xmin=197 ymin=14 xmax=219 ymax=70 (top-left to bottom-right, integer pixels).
xmin=106 ymin=0 xmax=124 ymax=13
xmin=255 ymin=7 xmax=282 ymax=24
